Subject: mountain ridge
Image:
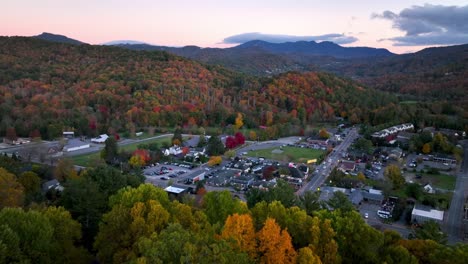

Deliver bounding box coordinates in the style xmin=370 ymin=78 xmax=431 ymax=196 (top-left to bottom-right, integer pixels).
xmin=33 ymin=32 xmax=85 ymax=45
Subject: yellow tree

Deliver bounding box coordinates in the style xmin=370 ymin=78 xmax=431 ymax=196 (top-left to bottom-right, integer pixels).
xmin=422 ymin=143 xmax=431 ymax=154
xmin=235 ymin=112 xmax=244 ymax=129
xmin=129 ymin=154 xmax=144 ymax=168
xmin=208 ymin=156 xmax=222 ymax=167
xmin=54 ymin=159 xmax=78 ymax=182
xmin=0 ymin=167 xmax=24 ymax=208
xmin=309 ymin=217 xmax=340 ymax=264
xmin=257 ymin=218 xmax=297 ymax=264
xmin=249 ymin=131 xmax=257 ymax=141
xmin=319 ymin=129 xmax=330 ymax=139
xmin=297 ymin=247 xmax=322 ymax=264
xmin=221 ymin=213 xmax=257 ymax=259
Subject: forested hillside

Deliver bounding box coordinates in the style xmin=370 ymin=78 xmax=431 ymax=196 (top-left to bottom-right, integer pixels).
xmin=324 ymin=44 xmax=468 ymax=103
xmin=0 ymin=37 xmax=399 ymax=139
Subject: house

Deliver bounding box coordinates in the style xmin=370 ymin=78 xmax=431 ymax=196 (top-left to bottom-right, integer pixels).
xmin=163 ymin=146 xmax=183 ymax=156
xmin=42 ymin=179 xmax=64 ymax=193
xmin=47 ymin=146 xmax=63 ymax=158
xmin=361 ymin=188 xmax=384 ymax=204
xmin=397 ymin=131 xmax=417 ymax=146
xmin=338 ymin=161 xmax=356 ymax=172
xmin=371 ymin=123 xmax=414 ymax=142
xmin=91 ymin=134 xmax=109 ymax=143
xmin=349 ymin=189 xmax=364 ymax=206
xmin=231 ymin=174 xmax=255 ymax=190
xmin=3 ymin=137 xmax=30 ymax=145
xmin=411 ymin=204 xmax=444 ymax=224
xmin=62 ymin=131 xmax=75 ymax=138
xmin=388 ymin=147 xmax=403 ymax=160
xmin=423 ymin=183 xmax=435 ymax=194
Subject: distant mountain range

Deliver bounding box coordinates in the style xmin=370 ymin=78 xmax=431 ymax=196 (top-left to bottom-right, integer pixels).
xmin=33 ymin=32 xmax=85 ymax=45
xmin=25 ymin=33 xmax=468 ymax=101
xmin=103 ymin=40 xmax=148 ymax=45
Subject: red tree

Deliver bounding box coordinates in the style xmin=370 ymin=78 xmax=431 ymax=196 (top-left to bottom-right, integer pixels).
xmin=234 ymin=132 xmax=245 ymax=145
xmin=132 ymin=149 xmax=150 ymax=164
xmin=225 ymin=136 xmax=237 ymax=149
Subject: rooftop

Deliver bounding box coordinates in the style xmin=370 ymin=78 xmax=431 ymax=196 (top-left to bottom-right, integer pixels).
xmin=165 ymin=186 xmax=186 ymax=194
xmin=412 ymin=204 xmax=444 ymax=221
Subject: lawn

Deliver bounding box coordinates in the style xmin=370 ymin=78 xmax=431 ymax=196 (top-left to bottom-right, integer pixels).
xmin=119 ymin=136 xmax=172 ymax=152
xmin=71 ymin=136 xmax=172 ymax=167
xmin=246 ymin=146 xmax=325 ymax=163
xmin=416 ymin=173 xmax=456 ymax=190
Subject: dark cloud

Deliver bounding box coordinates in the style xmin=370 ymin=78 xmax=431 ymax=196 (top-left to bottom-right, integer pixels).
xmin=223 ymin=32 xmax=358 ymax=45
xmin=373 ymin=4 xmax=468 ymax=46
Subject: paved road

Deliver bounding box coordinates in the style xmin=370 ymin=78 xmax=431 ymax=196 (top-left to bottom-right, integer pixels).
xmin=445 ymin=141 xmax=468 ymax=243
xmin=296 ymin=127 xmax=359 ymax=196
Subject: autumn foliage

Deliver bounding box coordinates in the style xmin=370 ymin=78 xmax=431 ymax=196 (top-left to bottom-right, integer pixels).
xmin=257 ymin=218 xmax=297 ymax=264
xmin=0 ymin=37 xmax=403 ymax=140
xmin=208 ymin=156 xmax=222 ymax=166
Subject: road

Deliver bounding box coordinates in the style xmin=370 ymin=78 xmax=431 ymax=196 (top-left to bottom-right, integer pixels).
xmin=445 ymin=140 xmax=468 ymax=243
xmin=297 ymin=127 xmax=359 ymax=195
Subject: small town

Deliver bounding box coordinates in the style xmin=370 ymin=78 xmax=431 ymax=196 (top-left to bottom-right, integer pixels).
xmin=2 ymin=121 xmax=467 ymax=244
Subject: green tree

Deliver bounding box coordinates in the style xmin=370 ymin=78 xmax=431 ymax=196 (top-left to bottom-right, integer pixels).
xmin=264 ymin=179 xmax=297 ymax=208
xmin=137 ymin=223 xmax=251 ymax=264
xmin=327 ymin=191 xmax=355 ymax=213
xmin=0 ymin=207 xmax=90 ymax=264
xmin=410 ymin=220 xmax=448 ymax=245
xmin=206 ymin=135 xmax=225 ymax=156
xmin=85 ymin=165 xmax=143 ymax=196
xmin=18 ymin=171 xmax=41 ymax=195
xmin=203 ymin=191 xmax=247 ymax=225
xmin=101 ymin=137 xmax=119 ymax=164
xmin=379 ymin=230 xmax=418 ymax=264
xmin=320 ymin=210 xmax=383 ymax=264
xmin=60 ymin=177 xmax=107 ymax=249
xmin=172 ymin=127 xmax=183 ymax=146
xmin=297 ymin=191 xmax=321 ymax=215
xmin=94 ymin=198 xmax=170 ymax=263
xmin=197 ymin=135 xmax=207 ymax=147
xmin=384 ymin=165 xmax=405 ymax=190
xmin=352 ymin=138 xmax=373 ymax=154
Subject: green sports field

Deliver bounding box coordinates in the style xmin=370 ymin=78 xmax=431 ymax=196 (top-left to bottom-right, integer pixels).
xmin=246 ymin=146 xmax=325 ymax=163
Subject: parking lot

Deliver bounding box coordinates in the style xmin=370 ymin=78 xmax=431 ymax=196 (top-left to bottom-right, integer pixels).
xmin=405 ymin=153 xmax=457 ymax=173
xmin=143 ymin=163 xmax=195 ymax=185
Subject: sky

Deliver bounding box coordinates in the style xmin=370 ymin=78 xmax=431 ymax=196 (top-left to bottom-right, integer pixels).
xmin=2 ymin=0 xmax=468 ymax=54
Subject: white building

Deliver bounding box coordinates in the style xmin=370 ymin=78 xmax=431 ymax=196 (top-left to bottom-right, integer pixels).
xmin=91 ymin=134 xmax=109 ymax=143
xmin=411 ymin=204 xmax=444 ymax=224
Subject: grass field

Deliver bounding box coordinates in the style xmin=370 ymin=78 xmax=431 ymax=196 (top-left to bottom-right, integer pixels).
xmin=119 ymin=137 xmax=172 ymax=152
xmin=246 ymin=146 xmax=325 ymax=163
xmin=416 ymin=173 xmax=456 ymax=190
xmin=71 ymin=136 xmax=172 ymax=167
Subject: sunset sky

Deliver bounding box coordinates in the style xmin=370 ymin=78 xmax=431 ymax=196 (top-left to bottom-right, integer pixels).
xmin=2 ymin=0 xmax=468 ymax=54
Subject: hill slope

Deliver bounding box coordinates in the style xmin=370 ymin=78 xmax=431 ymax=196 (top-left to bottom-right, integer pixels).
xmin=0 ymin=37 xmax=399 ymax=138
xmin=33 ymin=32 xmax=85 ymax=45
xmin=324 ymin=44 xmax=468 ymax=102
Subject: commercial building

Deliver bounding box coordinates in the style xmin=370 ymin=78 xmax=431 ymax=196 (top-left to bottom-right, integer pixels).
xmin=411 ymin=204 xmax=444 ymax=224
